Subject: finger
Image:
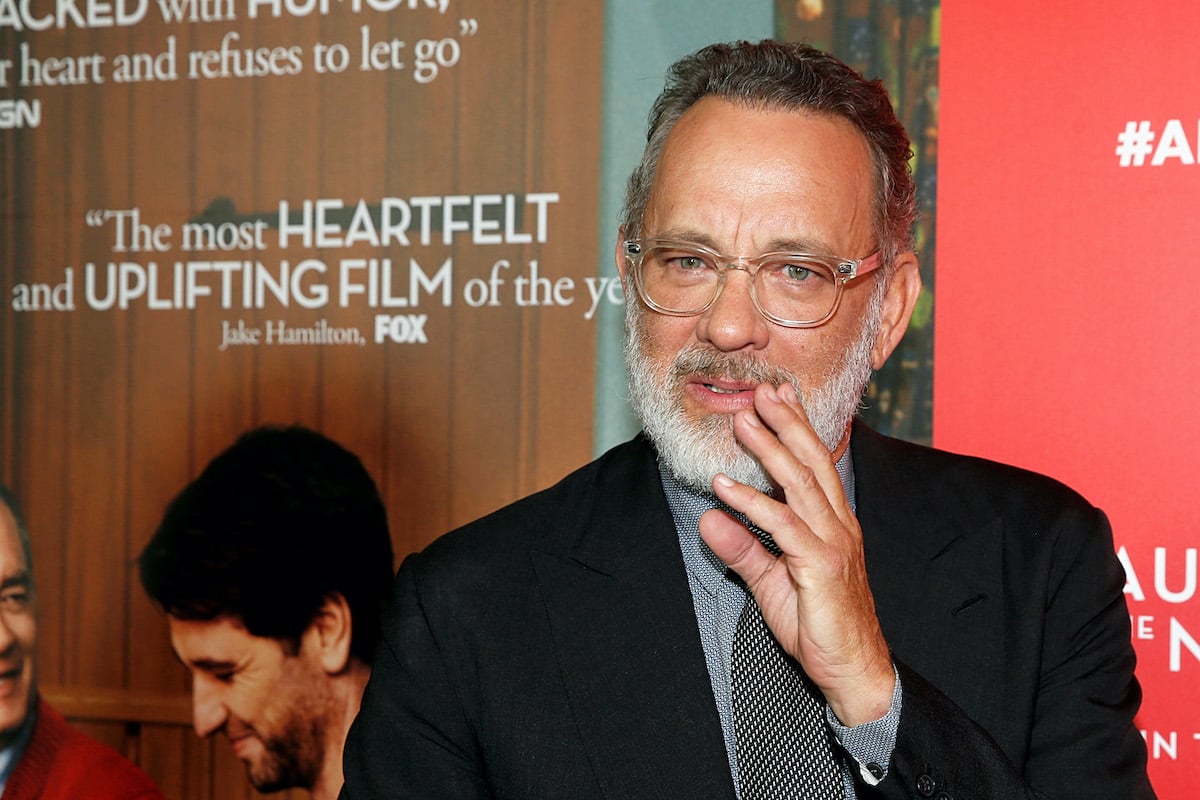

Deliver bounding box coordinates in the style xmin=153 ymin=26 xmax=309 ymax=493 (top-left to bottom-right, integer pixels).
xmin=697 ymin=504 xmax=795 ymax=616
xmin=755 ymin=383 xmax=831 ymax=463
xmin=741 ymin=384 xmax=855 ymax=523
xmin=728 ymin=402 xmax=850 ymax=538
xmin=697 ymin=505 xmax=774 ymax=583
xmin=756 ymin=383 xmax=851 ymax=508
xmin=708 ymin=470 xmax=827 ymax=570
xmin=709 ymin=469 xmax=814 ymax=545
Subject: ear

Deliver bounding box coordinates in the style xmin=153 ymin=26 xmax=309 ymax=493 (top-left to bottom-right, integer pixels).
xmin=303 ymin=593 xmax=353 ymax=675
xmin=614 ymin=229 xmax=631 ymax=285
xmin=870 ymin=252 xmax=923 ymax=370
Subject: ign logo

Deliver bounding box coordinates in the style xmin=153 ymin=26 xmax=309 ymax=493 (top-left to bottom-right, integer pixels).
xmin=0 ymin=99 xmax=41 ymax=129
xmin=374 ymin=314 xmax=428 ymax=344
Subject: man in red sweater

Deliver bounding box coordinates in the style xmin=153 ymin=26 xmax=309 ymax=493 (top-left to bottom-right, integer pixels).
xmin=0 ymin=485 xmax=163 ymax=799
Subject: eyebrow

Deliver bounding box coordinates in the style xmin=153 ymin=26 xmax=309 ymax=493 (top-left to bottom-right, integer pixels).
xmin=764 ymin=237 xmax=839 ymax=256
xmin=0 ymin=572 xmax=31 ymax=591
xmin=650 ymin=229 xmax=837 ymax=256
xmin=649 ymin=229 xmax=720 ymax=250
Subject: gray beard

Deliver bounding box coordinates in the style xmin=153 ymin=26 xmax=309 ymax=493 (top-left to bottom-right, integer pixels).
xmin=624 ymin=295 xmax=881 ymax=495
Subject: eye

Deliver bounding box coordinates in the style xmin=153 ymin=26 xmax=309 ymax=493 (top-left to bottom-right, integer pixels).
xmin=663 ymin=252 xmax=709 ymax=271
xmin=201 ymin=667 xmax=238 ymax=685
xmin=771 ymin=258 xmax=834 ymax=284
xmin=783 ymin=263 xmax=814 ymax=281
xmin=0 ymin=589 xmax=31 ymax=613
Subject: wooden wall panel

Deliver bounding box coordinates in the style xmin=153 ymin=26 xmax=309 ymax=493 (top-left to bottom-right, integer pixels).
xmin=12 ymin=19 xmax=72 ymax=693
xmin=190 ymin=14 xmax=261 ymax=472
xmin=60 ymin=21 xmax=133 ymax=695
xmin=2 ymin=2 xmax=605 ymax=796
xmin=124 ymin=15 xmax=211 ymax=797
xmin=522 ymin=0 xmax=605 ymax=493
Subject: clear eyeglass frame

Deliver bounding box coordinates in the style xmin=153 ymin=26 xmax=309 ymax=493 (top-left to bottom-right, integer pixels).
xmin=623 ymin=237 xmax=882 ymax=329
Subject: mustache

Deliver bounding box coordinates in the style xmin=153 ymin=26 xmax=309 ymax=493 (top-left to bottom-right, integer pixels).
xmin=670 ymin=345 xmax=800 ymax=389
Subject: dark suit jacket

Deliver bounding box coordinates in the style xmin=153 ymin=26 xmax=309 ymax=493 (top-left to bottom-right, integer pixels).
xmin=342 ymin=425 xmax=1154 ymax=799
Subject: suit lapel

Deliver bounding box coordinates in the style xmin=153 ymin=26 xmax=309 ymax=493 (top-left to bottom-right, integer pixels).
xmin=852 ymin=423 xmax=1008 ymax=730
xmin=531 ymin=439 xmax=735 ymax=799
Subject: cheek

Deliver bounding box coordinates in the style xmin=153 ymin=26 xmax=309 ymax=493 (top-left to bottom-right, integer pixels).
xmin=14 ymin=618 xmax=36 ymax=654
xmin=634 ymin=310 xmax=696 ymax=362
xmin=226 ymin=673 xmax=277 ymax=723
xmin=763 ymin=326 xmax=853 ymax=388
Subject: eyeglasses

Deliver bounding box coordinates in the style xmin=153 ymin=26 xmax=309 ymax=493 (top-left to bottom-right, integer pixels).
xmin=623 ymin=238 xmax=881 ymax=328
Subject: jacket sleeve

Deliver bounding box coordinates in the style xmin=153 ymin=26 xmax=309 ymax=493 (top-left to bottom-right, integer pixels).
xmin=860 ymin=506 xmax=1154 ymax=800
xmin=340 ymin=552 xmax=492 ymax=800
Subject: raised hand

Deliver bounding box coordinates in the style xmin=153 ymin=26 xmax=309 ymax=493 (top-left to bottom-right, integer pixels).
xmin=699 ymin=382 xmax=895 ymax=726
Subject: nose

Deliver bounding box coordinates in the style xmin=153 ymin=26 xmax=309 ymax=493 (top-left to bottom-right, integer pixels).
xmin=694 ymin=266 xmax=770 ymax=352
xmin=191 ymin=675 xmax=228 ymax=738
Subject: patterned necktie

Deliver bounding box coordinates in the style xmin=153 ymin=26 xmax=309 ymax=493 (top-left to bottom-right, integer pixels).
xmin=731 ymin=533 xmax=845 ymax=799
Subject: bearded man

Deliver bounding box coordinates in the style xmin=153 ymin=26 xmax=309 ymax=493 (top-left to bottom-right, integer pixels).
xmin=341 ymin=41 xmax=1153 ymax=800
xmin=139 ymin=426 xmax=394 ymax=800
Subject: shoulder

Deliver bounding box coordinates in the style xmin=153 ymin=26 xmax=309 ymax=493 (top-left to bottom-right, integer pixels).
xmin=422 ymin=435 xmax=657 ymax=562
xmin=6 ymin=700 xmax=164 ymax=800
xmin=395 ymin=435 xmax=661 ymax=604
xmin=852 ymin=421 xmax=1100 ymax=521
xmin=851 ymin=421 xmax=1116 ymax=582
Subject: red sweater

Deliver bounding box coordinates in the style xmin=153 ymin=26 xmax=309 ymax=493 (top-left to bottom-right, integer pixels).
xmin=3 ymin=698 xmax=164 ymax=800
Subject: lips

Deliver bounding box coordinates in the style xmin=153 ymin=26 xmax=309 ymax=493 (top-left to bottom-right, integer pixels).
xmin=702 ymin=381 xmax=751 ymax=394
xmin=685 ymin=375 xmax=759 ymax=412
xmin=0 ymin=663 xmax=25 ymax=699
xmin=229 ymin=733 xmax=260 ymax=760
xmin=224 ymin=717 xmax=263 ymax=760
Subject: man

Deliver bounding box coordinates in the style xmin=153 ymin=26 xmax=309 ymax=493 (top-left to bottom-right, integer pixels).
xmin=139 ymin=426 xmax=394 ymax=800
xmin=0 ymin=485 xmax=163 ymax=799
xmin=341 ymin=41 xmax=1153 ymax=799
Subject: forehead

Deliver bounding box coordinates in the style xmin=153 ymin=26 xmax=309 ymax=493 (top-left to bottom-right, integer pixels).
xmin=645 ymin=96 xmax=876 ymax=254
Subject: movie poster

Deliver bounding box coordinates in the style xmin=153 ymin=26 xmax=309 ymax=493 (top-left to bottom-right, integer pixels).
xmin=2 ymin=1 xmax=604 ymax=795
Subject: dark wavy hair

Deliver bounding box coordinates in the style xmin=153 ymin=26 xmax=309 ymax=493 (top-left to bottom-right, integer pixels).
xmin=620 ymin=40 xmax=916 ymax=271
xmin=139 ymin=426 xmax=394 ymax=663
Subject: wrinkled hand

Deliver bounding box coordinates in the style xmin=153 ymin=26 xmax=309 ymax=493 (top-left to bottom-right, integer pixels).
xmin=699 ymin=382 xmax=895 ymax=726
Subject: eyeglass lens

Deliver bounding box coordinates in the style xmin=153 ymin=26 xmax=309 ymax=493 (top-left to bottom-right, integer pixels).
xmin=636 ymin=244 xmax=842 ymax=324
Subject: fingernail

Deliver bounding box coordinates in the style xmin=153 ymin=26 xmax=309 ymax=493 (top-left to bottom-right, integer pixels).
xmin=715 ymin=474 xmax=735 ymax=488
xmin=741 ymin=411 xmax=762 ymax=428
xmin=780 ymin=383 xmax=798 ymax=404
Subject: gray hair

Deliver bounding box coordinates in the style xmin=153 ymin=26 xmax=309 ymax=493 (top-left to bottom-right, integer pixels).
xmin=620 ymin=40 xmax=916 ymax=271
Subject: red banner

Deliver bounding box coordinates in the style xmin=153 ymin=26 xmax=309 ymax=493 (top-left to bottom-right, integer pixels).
xmin=937 ymin=3 xmax=1200 ymax=795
